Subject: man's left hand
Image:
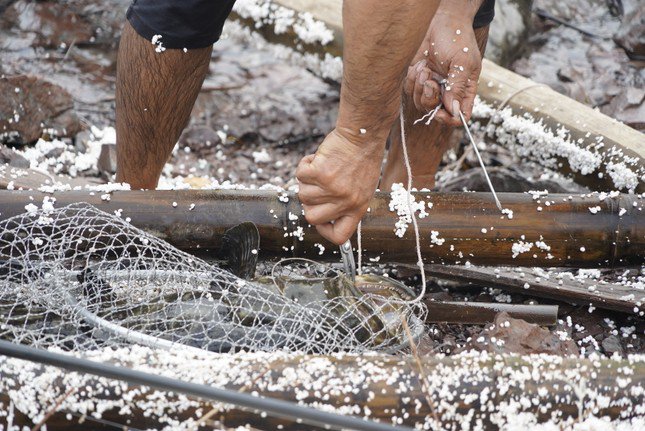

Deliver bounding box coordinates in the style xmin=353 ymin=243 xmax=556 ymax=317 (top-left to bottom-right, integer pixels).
xmin=405 ymin=10 xmax=484 ymax=126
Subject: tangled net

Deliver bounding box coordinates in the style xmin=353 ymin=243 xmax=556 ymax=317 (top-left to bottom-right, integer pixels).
xmin=0 ymin=203 xmax=425 ymax=355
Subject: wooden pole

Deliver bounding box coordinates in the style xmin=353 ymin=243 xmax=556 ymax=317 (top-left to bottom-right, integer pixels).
xmin=0 ymin=190 xmax=642 ymax=268
xmin=1 ymin=351 xmax=643 ymax=430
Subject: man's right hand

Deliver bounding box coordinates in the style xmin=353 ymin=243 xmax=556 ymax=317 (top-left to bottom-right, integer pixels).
xmin=296 ymin=128 xmax=384 ymax=245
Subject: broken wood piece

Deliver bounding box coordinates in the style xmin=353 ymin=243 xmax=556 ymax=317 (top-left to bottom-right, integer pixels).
xmin=423 ymin=264 xmax=644 ymax=315
xmin=424 ymin=301 xmax=558 ymax=326
xmin=1 ymin=348 xmax=643 ymax=430
xmin=0 ymin=190 xmax=642 ymax=268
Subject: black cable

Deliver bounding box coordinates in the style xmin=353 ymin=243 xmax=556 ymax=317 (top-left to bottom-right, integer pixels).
xmin=0 ymin=340 xmax=413 ymax=431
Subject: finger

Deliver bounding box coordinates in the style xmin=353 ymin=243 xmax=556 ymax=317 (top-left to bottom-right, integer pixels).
xmin=404 ymin=60 xmax=425 ymax=97
xmin=404 ymin=66 xmax=416 ymax=96
xmin=434 ymin=108 xmax=461 ymax=127
xmin=298 ymin=184 xmax=329 ymax=205
xmin=315 ymin=215 xmax=359 ymax=245
xmin=295 ymin=155 xmax=318 ymax=184
xmin=459 ymin=77 xmax=479 ymax=121
xmin=413 ymin=67 xmax=430 ymax=111
xmin=419 ymin=80 xmax=441 ymax=112
xmin=303 ymin=202 xmax=342 ymax=226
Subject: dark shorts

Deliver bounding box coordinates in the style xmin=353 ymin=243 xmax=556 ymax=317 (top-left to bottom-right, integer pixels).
xmin=127 ymin=0 xmax=495 ymax=50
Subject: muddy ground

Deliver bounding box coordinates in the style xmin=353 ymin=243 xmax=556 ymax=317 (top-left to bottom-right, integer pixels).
xmin=0 ymin=0 xmax=643 ymax=359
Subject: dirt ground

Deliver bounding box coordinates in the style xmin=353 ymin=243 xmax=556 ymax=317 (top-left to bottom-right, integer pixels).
xmin=0 ymin=0 xmax=643 ymax=359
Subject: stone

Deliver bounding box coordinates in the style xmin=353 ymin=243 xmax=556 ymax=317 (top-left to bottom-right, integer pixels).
xmin=613 ymin=0 xmax=645 ymax=60
xmin=97 ymin=143 xmax=117 ymax=175
xmin=601 ymin=335 xmax=624 ymax=356
xmin=0 ymin=75 xmax=81 ymax=146
xmin=1 ymin=0 xmax=95 ymax=48
xmin=606 ymin=87 xmax=645 ymax=131
xmin=0 ymin=145 xmax=29 ymax=168
xmin=177 ymin=125 xmax=222 ymax=155
xmin=485 ymin=0 xmax=534 ymax=66
xmin=74 ymin=130 xmax=92 ymax=153
xmin=463 ymin=312 xmax=579 ymax=356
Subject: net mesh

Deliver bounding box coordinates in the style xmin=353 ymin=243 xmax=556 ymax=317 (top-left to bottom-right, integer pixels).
xmin=0 ymin=203 xmax=425 ymax=355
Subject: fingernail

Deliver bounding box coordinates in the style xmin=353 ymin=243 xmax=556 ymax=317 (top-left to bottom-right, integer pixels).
xmin=418 ymin=70 xmax=428 ymax=84
xmin=452 ymin=100 xmax=461 ymax=118
xmin=424 ymin=82 xmax=434 ymax=99
xmin=415 ymin=60 xmax=425 ymax=72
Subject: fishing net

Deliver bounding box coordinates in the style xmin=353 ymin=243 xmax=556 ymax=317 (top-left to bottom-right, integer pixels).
xmin=0 ymin=203 xmax=425 ymax=356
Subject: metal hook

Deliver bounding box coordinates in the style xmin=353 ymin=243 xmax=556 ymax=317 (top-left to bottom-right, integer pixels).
xmin=339 ymin=239 xmax=356 ymax=282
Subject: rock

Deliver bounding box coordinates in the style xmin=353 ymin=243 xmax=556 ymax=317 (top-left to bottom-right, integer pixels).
xmin=74 ymin=130 xmax=92 ymax=153
xmin=485 ymin=0 xmax=534 ymax=66
xmin=97 ymin=143 xmax=116 ymax=175
xmin=605 ymin=87 xmax=645 ymax=130
xmin=438 ymin=167 xmax=581 ymax=193
xmin=177 ymin=125 xmax=222 ymax=155
xmin=601 ymin=335 xmax=624 ymax=356
xmin=0 ymin=0 xmax=16 ymax=14
xmin=0 ymin=145 xmax=29 ymax=168
xmin=0 ymin=75 xmax=81 ymax=146
xmin=463 ymin=312 xmax=579 ymax=355
xmin=613 ymin=0 xmax=645 ymax=60
xmin=1 ymin=0 xmax=95 ymax=48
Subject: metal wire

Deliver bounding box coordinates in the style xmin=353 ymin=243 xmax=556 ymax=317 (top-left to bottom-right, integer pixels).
xmin=459 ymin=110 xmax=503 ymax=212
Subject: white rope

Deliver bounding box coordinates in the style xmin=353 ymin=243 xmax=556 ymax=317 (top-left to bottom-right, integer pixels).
xmin=399 ymin=103 xmax=427 ymax=302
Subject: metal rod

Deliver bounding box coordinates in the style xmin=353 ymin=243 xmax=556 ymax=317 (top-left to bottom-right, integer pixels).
xmin=424 ymin=301 xmax=558 ymax=326
xmin=340 ymin=239 xmax=356 ymax=281
xmin=0 ymin=340 xmax=410 ymax=431
xmin=459 ymin=110 xmax=503 ymax=212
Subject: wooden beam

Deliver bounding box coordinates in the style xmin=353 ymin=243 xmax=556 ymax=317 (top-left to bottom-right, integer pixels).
xmin=0 ymin=190 xmax=642 ymax=268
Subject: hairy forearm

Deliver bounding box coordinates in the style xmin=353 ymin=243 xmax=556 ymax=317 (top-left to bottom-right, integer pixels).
xmin=337 ymin=0 xmax=439 ymax=144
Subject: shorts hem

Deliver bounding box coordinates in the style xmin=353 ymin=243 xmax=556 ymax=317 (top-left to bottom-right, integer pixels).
xmin=126 ymin=6 xmax=221 ymax=50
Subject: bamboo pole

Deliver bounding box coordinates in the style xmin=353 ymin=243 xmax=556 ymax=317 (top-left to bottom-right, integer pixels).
xmin=0 ymin=190 xmax=642 ymax=268
xmin=1 ymin=350 xmax=643 ymax=430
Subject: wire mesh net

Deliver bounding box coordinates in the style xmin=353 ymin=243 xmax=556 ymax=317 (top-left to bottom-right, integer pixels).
xmin=0 ymin=203 xmax=425 ymax=355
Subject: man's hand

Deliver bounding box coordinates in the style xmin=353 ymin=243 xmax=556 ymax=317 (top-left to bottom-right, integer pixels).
xmin=404 ymin=2 xmax=485 ymax=126
xmin=297 ymin=128 xmax=384 ymax=245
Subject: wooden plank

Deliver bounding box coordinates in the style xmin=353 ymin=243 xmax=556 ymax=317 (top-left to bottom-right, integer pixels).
xmin=424 ymin=264 xmax=644 ymax=314
xmin=0 ymin=190 xmax=643 ymax=268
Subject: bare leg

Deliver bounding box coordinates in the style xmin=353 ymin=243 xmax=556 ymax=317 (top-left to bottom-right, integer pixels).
xmin=380 ymin=26 xmax=490 ymax=191
xmin=115 ymin=21 xmax=212 ymax=189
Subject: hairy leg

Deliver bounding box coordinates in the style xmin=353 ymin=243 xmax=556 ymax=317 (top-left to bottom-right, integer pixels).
xmin=115 ymin=21 xmax=212 ymax=189
xmin=380 ymin=26 xmax=489 ymax=191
